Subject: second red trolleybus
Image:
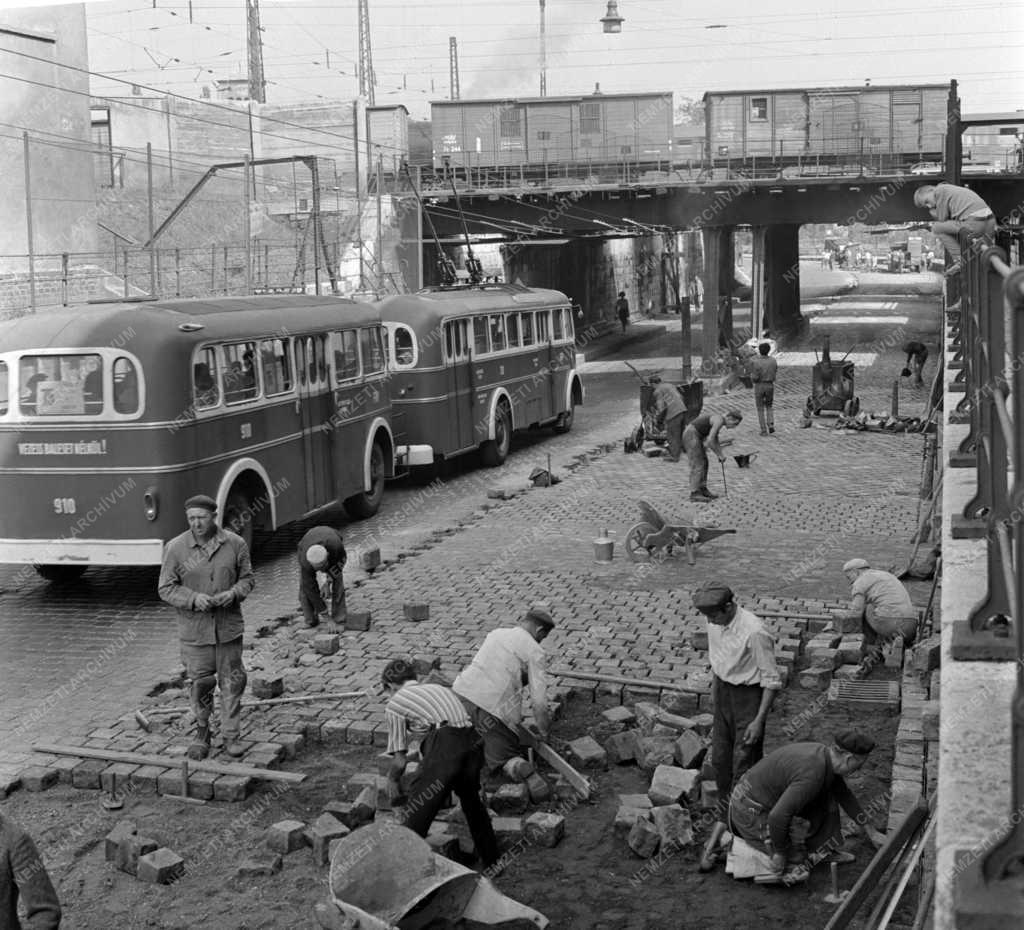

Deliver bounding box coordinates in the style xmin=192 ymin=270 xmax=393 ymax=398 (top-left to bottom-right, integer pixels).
xmin=377 ymin=283 xmax=584 ymax=470
xmin=0 ymin=296 xmax=394 ymax=582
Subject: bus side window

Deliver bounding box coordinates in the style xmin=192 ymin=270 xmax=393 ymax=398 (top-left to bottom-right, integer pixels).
xmin=308 ymin=335 xmax=327 ymax=385
xmin=193 ymin=349 xmax=220 ymax=409
xmin=332 ymin=330 xmax=360 ymax=382
xmin=552 ymin=308 xmax=564 ymax=341
xmin=520 ymin=312 xmax=534 ymax=347
xmin=261 ymin=338 xmax=292 ymax=395
xmin=564 ymin=307 xmax=576 ymax=341
xmin=393 ymin=326 xmax=416 ymax=367
xmin=360 ymin=327 xmax=385 ymax=375
xmin=489 ymin=314 xmax=506 ymax=352
xmin=473 ymin=316 xmax=490 ymax=355
xmin=536 ymin=310 xmax=550 ymax=342
xmin=506 ymin=313 xmax=520 ymax=348
xmin=112 ymin=357 xmax=139 ymax=414
xmin=0 ymin=361 xmax=7 ymax=415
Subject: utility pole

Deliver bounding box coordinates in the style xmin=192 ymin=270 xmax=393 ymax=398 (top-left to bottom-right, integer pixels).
xmin=23 ymin=133 xmax=36 ymax=313
xmin=449 ymin=36 xmax=460 ymax=100
xmin=358 ymin=0 xmax=376 ymax=105
xmin=246 ymin=0 xmax=266 ymax=103
xmin=376 ymin=150 xmax=383 ymax=291
xmin=539 ymin=0 xmax=547 ymax=97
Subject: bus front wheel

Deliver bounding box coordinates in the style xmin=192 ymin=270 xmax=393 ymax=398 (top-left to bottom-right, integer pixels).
xmin=34 ymin=564 xmax=87 ymax=584
xmin=480 ymin=402 xmax=512 ymax=467
xmin=344 ymin=442 xmax=386 ymax=519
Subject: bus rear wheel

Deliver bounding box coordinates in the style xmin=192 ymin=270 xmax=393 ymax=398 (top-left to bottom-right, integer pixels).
xmin=344 ymin=442 xmax=386 ymax=519
xmin=223 ymin=489 xmax=255 ymax=552
xmin=480 ymin=402 xmax=512 ymax=467
xmin=34 ymin=564 xmax=87 ymax=584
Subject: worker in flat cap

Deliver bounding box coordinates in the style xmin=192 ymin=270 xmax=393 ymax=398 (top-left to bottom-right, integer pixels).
xmin=453 ymin=605 xmax=555 ymax=782
xmin=158 ymin=493 xmax=255 ymax=759
xmin=381 ymin=658 xmax=499 ymax=872
xmin=692 ymin=581 xmax=782 ymax=872
xmin=296 ymin=525 xmax=347 ymax=628
xmin=835 ymin=558 xmax=918 ymax=678
xmin=683 ymin=409 xmax=743 ymax=503
xmin=728 ymin=729 xmax=887 ymax=883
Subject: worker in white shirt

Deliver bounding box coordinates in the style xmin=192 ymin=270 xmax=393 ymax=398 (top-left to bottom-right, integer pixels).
xmin=452 ymin=606 xmax=554 ymax=781
xmin=691 ymin=581 xmax=782 ymax=873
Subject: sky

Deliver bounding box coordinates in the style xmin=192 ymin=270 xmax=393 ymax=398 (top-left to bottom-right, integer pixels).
xmin=1 ymin=0 xmax=1021 ymax=120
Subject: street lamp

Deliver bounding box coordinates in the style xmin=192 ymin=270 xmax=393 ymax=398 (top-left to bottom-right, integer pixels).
xmin=601 ymin=0 xmax=624 ymax=33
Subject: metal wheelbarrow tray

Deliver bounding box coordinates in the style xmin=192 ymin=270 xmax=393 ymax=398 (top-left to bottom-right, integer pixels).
xmin=625 ymin=499 xmax=736 ymax=565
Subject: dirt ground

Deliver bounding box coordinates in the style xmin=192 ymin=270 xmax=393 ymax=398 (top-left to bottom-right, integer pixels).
xmin=4 ymin=653 xmax=906 ymax=930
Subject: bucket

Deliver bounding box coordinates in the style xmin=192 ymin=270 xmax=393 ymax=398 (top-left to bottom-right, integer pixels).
xmin=593 ymin=529 xmax=614 ymax=562
xmin=733 ymin=453 xmax=758 ymax=468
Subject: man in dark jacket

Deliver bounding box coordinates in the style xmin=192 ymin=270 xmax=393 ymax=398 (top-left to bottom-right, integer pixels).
xmin=902 ymin=341 xmax=929 ymax=387
xmin=297 ymin=526 xmax=347 ymax=628
xmin=616 ymin=292 xmax=630 ymax=332
xmin=0 ymin=812 xmax=61 ymax=929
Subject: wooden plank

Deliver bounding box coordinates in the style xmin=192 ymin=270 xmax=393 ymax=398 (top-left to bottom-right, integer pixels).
xmin=550 ymin=668 xmax=704 ymax=696
xmin=32 ymin=742 xmax=306 ymax=785
xmin=515 ymin=726 xmax=591 ymax=801
xmin=822 ymin=798 xmax=929 ymax=930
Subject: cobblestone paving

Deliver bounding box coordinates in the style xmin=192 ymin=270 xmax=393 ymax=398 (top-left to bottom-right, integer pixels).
xmin=0 ymin=294 xmax=939 ymax=785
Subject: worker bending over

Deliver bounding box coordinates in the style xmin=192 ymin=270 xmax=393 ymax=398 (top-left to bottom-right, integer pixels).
xmin=684 ymin=409 xmax=742 ymax=503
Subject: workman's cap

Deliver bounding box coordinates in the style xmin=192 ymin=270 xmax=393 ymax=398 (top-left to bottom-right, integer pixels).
xmin=835 ymin=729 xmax=876 ymax=756
xmin=306 ymin=544 xmax=329 ymax=568
xmin=381 ymin=658 xmax=417 ymax=691
xmin=184 ymin=494 xmax=217 ymax=513
xmin=843 ymin=558 xmax=870 ymax=572
xmin=692 ymin=582 xmax=734 ymax=611
xmin=725 ymin=408 xmax=743 ymax=420
xmin=524 ymin=605 xmax=556 ymax=629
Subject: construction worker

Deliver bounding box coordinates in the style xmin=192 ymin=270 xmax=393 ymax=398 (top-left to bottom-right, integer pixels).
xmin=0 ymin=811 xmax=61 ymax=929
xmin=835 ymin=558 xmax=918 ymax=677
xmin=901 ymin=341 xmax=929 ymax=387
xmin=683 ymin=409 xmax=742 ymax=503
xmin=452 ymin=606 xmax=554 ymax=781
xmin=382 ymin=658 xmax=499 ymax=871
xmin=648 ymin=376 xmax=687 ymax=462
xmin=728 ymin=730 xmax=887 ymax=883
xmin=296 ymin=526 xmax=347 ymax=628
xmin=747 ymin=343 xmax=778 ymax=435
xmin=913 ymin=183 xmax=996 ymax=277
xmin=692 ymin=581 xmax=782 ymax=873
xmin=158 ymin=494 xmax=255 ymax=759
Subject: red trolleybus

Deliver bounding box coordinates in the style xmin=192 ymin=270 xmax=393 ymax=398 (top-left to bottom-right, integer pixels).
xmin=379 ymin=284 xmax=584 ymax=470
xmin=0 ymin=296 xmax=394 ymax=582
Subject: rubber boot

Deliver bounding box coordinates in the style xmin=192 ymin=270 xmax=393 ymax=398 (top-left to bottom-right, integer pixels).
xmin=188 ymin=724 xmax=211 ymax=761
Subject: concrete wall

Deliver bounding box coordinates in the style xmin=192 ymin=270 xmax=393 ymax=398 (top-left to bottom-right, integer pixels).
xmin=0 ymin=4 xmax=96 ymax=268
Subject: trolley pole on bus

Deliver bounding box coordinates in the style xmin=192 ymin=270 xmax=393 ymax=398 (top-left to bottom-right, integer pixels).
xmin=23 ymin=132 xmax=37 ymax=314
xmin=147 ymin=143 xmax=157 ymax=297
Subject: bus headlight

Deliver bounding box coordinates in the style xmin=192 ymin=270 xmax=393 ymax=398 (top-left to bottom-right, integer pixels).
xmin=144 ymin=488 xmax=159 ymax=521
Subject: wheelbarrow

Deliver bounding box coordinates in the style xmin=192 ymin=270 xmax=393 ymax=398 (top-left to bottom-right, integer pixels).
xmin=625 ymin=499 xmax=736 ymax=565
xmin=623 ymin=363 xmax=703 ymax=454
xmin=804 ymin=334 xmax=860 ymax=417
xmin=318 ymin=823 xmax=548 ymax=930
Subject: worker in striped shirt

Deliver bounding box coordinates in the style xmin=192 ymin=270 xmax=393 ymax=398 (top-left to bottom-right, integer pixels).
xmin=382 ymin=659 xmax=498 ymax=870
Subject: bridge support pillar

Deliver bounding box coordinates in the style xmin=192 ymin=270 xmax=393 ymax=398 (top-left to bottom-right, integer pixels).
xmin=751 ymin=223 xmax=803 ymax=338
xmin=702 ymin=226 xmax=734 ymax=363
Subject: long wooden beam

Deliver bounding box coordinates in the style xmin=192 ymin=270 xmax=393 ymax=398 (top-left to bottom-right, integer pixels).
xmin=33 ymin=742 xmax=306 ymax=785
xmin=515 ymin=726 xmax=591 ymax=801
xmin=551 ymin=668 xmax=704 ymax=696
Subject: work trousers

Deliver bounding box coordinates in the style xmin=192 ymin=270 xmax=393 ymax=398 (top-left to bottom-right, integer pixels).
xmin=753 ymin=383 xmax=775 ymax=432
xmin=861 ymin=613 xmax=919 ymax=667
xmin=181 ymin=637 xmax=247 ymax=738
xmin=932 ymin=215 xmax=997 ymax=263
xmin=711 ymin=678 xmax=766 ymax=822
xmin=298 ymin=562 xmax=347 ymax=626
xmin=682 ymin=425 xmax=709 ymax=494
xmin=663 ymin=412 xmax=685 ymax=461
xmin=404 ymin=725 xmax=499 ymax=868
xmin=460 ymin=699 xmax=523 ymax=774
xmin=729 ymin=790 xmax=841 ymax=858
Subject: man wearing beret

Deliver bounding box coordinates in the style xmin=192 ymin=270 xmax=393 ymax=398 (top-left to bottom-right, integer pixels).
xmin=453 ymin=606 xmax=554 ymax=782
xmin=158 ymin=493 xmax=255 ymax=759
xmin=693 ymin=581 xmax=782 ymax=872
xmin=727 ymin=730 xmax=887 ymax=882
xmin=835 ymin=558 xmax=918 ymax=677
xmin=296 ymin=525 xmax=347 ymax=628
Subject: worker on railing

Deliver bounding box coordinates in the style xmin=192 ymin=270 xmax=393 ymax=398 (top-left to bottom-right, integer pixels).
xmin=913 ymin=183 xmax=996 ymax=279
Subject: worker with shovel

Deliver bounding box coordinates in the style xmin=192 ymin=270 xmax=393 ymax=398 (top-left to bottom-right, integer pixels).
xmin=297 ymin=526 xmax=347 ymax=628
xmin=683 ymin=409 xmax=743 ymax=503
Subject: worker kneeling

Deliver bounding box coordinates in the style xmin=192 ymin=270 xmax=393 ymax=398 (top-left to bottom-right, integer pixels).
xmin=727 ymin=730 xmax=886 ymax=884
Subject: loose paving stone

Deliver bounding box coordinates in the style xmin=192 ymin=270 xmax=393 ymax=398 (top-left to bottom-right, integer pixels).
xmin=627 ymin=815 xmax=660 ymax=858
xmin=912 ymin=636 xmax=941 ymax=673
xmin=618 ymin=793 xmax=653 ymax=810
xmin=524 ymin=811 xmax=565 ymax=848
xmin=650 ymin=804 xmax=694 ymax=848
xmin=349 ymin=787 xmax=377 ymax=826
xmin=614 ymin=806 xmax=649 ymax=837
xmin=71 ymin=759 xmax=108 ymax=790
xmin=637 ymin=736 xmax=677 ymax=771
xmin=691 ymin=714 xmax=715 ymax=735
xmin=922 ymin=701 xmax=940 ymax=741
xmin=566 ymin=735 xmax=607 ymax=769
xmin=605 ymin=730 xmax=640 ymax=765
xmin=137 ymin=848 xmax=186 ymax=884
xmin=525 ymin=772 xmax=552 ymax=803
xmin=250 ymin=676 xmax=284 ymax=699
xmin=700 ymin=781 xmax=719 ymax=811
xmin=602 ymin=705 xmax=637 ymax=728
xmin=648 ymin=765 xmax=696 ymax=806
xmin=799 ymin=664 xmax=834 ymax=690
xmin=490 ymin=783 xmax=530 ymax=815
xmin=235 ymin=852 xmax=283 ymax=879
xmin=265 ymin=820 xmax=308 ymax=854
xmin=307 ymin=813 xmax=351 ymax=866
xmin=492 ymin=817 xmax=524 ymax=849
xmin=313 ymin=634 xmax=340 ymax=656
xmin=104 ymin=820 xmax=138 ymax=862
xmin=633 ymin=702 xmax=662 ymax=735
xmin=20 ymin=766 xmax=58 ymax=792
xmin=345 ymin=611 xmax=372 ymax=632
xmin=213 ymin=774 xmax=253 ymax=802
xmin=403 ymin=603 xmax=430 ymax=622
xmin=673 ymin=731 xmax=704 ymax=768
xmin=116 ymin=835 xmax=159 ymax=876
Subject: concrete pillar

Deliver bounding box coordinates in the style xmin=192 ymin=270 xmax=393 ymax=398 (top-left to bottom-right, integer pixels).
xmin=701 ymin=226 xmax=734 ymax=363
xmin=762 ymin=223 xmax=803 ymax=337
xmin=750 ymin=226 xmax=767 ymax=340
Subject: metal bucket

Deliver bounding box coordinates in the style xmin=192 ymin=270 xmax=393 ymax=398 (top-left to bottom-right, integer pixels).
xmin=593 ymin=531 xmax=614 ymax=562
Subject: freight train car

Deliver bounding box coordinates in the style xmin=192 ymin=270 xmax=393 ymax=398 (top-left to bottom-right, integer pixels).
xmin=702 ymin=84 xmax=949 ymax=175
xmin=430 ymin=89 xmax=673 ymax=181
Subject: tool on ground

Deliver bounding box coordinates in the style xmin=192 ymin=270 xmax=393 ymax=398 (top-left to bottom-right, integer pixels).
xmin=133 ymin=690 xmax=366 ymax=731
xmin=515 ymin=724 xmax=591 ymax=800
xmin=625 ymin=499 xmax=736 ymax=565
xmin=733 ymin=453 xmax=758 ymax=468
xmin=162 ymin=758 xmax=206 ymax=805
xmin=823 ymin=861 xmax=849 ymax=904
xmin=719 ymin=458 xmax=729 ymax=496
xmin=101 ymin=790 xmax=124 ymax=811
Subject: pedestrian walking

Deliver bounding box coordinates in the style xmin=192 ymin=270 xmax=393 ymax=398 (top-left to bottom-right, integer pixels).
xmin=616 ymin=291 xmax=630 ymax=333
xmin=297 ymin=525 xmax=347 ymax=628
xmin=682 ymin=409 xmax=742 ymax=503
xmin=747 ymin=343 xmax=778 ymax=435
xmin=901 ymin=341 xmax=929 ymax=387
xmin=452 ymin=605 xmax=554 ymax=781
xmin=728 ymin=731 xmax=886 ymax=883
xmin=913 ymin=183 xmax=996 ymax=278
xmin=691 ymin=581 xmax=782 ymax=873
xmin=648 ymin=376 xmax=687 ymax=462
xmin=381 ymin=659 xmax=499 ymax=871
xmin=158 ymin=493 xmax=255 ymax=759
xmin=0 ymin=812 xmax=61 ymax=929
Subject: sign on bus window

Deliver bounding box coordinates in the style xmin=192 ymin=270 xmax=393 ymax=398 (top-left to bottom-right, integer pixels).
xmin=193 ymin=348 xmax=220 ymax=409
xmin=261 ymin=338 xmax=293 ymax=396
xmin=506 ymin=314 xmax=520 ymax=348
xmin=473 ymin=316 xmax=489 ymax=355
xmin=520 ymin=312 xmax=535 ymax=347
xmin=112 ymin=357 xmax=139 ymax=415
xmin=360 ymin=328 xmax=385 ymax=374
xmin=489 ymin=314 xmax=507 ymax=352
xmin=19 ymin=353 xmax=103 ymax=416
xmin=0 ymin=361 xmax=7 ymax=415
xmin=224 ymin=342 xmax=260 ymax=403
xmin=332 ymin=331 xmax=360 ymax=382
